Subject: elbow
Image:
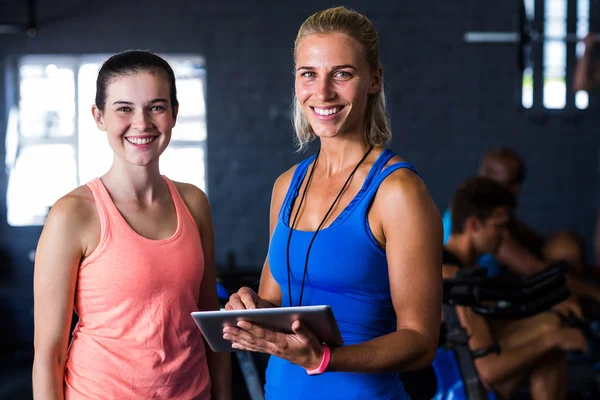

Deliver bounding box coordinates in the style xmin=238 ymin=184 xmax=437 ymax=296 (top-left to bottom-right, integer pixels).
xmin=474 ymin=358 xmax=499 ymax=385
xmin=412 ymin=327 xmax=441 ymax=370
xmin=33 ymin=347 xmax=67 ymax=375
xmin=32 ymin=352 xmax=66 ymax=397
xmin=421 ymin=345 xmax=438 ymax=368
xmin=402 ymin=340 xmax=438 ymax=371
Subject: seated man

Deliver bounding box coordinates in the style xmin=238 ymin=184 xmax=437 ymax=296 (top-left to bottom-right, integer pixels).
xmin=444 ymin=177 xmax=588 ymax=400
xmin=443 ymin=148 xmax=546 ymax=278
xmin=444 ymin=148 xmax=600 ymax=311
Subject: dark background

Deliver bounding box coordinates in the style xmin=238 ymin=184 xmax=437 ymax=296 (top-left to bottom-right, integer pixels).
xmin=1 ymin=0 xmax=598 ymax=396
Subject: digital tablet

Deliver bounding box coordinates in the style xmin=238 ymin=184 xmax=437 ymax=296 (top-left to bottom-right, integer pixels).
xmin=191 ymin=305 xmax=344 ymax=352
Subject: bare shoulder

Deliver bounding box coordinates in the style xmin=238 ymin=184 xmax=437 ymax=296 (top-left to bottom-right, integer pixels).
xmin=376 ymin=155 xmax=430 ymax=204
xmin=270 ymin=163 xmax=299 ymax=204
xmin=371 ymin=154 xmax=441 ymax=242
xmin=172 ymin=181 xmax=210 ymax=224
xmin=40 ymin=185 xmax=98 ymax=255
xmin=273 ymin=164 xmax=298 ymax=192
xmin=48 ymin=185 xmax=97 ymax=229
xmin=173 ymin=181 xmax=208 ymax=205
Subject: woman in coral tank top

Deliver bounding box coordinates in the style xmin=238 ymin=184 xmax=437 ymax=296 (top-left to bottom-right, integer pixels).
xmin=32 ymin=50 xmax=230 ymax=400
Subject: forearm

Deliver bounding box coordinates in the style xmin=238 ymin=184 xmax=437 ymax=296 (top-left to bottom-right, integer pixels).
xmin=574 ymin=51 xmax=593 ymax=91
xmin=496 ymin=237 xmax=546 ymax=276
xmin=475 ymin=335 xmax=554 ymax=384
xmin=258 ymin=298 xmax=278 ymax=308
xmin=566 ymin=274 xmax=600 ymax=303
xmin=204 ymin=342 xmax=232 ymax=400
xmin=32 ymin=356 xmax=65 ymax=400
xmin=327 ymin=329 xmax=435 ymax=373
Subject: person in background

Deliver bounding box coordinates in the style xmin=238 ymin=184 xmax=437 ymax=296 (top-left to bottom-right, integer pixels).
xmin=442 ymin=148 xmax=545 ymax=278
xmin=444 ymin=177 xmax=588 ymax=400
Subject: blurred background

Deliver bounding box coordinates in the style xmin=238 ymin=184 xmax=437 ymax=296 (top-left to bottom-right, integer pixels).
xmin=1 ymin=0 xmax=600 ymax=398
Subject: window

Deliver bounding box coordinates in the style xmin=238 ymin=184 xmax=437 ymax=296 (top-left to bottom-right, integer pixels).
xmin=575 ymin=0 xmax=590 ymax=108
xmin=522 ymin=0 xmax=590 ymax=109
xmin=522 ymin=0 xmax=536 ymax=109
xmin=5 ymin=54 xmax=207 ymax=226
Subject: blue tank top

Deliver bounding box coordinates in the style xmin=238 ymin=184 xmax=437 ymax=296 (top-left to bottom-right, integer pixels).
xmin=265 ymin=149 xmax=415 ymax=400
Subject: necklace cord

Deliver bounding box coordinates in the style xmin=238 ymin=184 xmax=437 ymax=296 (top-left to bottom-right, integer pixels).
xmin=286 ymin=146 xmax=374 ymax=307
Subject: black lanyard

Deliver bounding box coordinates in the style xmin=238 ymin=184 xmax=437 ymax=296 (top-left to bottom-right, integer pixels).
xmin=286 ymin=146 xmax=374 ymax=307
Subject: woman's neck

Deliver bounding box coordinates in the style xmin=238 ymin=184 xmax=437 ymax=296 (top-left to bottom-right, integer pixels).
xmin=317 ymin=136 xmax=372 ymax=177
xmin=102 ymin=160 xmax=166 ymax=203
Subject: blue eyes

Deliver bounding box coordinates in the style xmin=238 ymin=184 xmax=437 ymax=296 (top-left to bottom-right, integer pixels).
xmin=299 ymin=71 xmax=352 ymax=79
xmin=335 ymin=71 xmax=351 ymax=78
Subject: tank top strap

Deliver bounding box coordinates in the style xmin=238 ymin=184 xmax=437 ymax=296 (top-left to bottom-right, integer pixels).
xmin=364 ymin=148 xmax=396 ymax=184
xmin=162 ymin=176 xmax=198 ymax=231
xmin=373 ymin=161 xmax=420 ymax=190
xmin=323 ymin=149 xmax=397 ymax=228
xmin=86 ymin=178 xmax=111 ymax=236
xmin=356 ymin=161 xmax=420 ymax=213
xmin=353 ymin=161 xmax=421 ymax=247
xmin=280 ymin=154 xmax=318 ymax=224
xmin=84 ymin=179 xmax=112 ymax=259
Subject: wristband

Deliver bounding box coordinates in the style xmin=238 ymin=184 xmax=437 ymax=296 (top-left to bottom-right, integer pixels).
xmin=306 ymin=343 xmax=330 ymax=375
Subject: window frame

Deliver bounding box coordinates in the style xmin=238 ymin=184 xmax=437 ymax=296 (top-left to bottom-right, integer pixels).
xmin=5 ymin=53 xmax=207 ymax=227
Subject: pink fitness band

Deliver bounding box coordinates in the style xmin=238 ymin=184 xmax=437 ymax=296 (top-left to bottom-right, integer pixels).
xmin=306 ymin=343 xmax=330 ymax=375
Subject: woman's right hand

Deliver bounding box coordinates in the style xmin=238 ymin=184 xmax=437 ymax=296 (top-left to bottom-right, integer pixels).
xmin=225 ymin=287 xmax=273 ymax=310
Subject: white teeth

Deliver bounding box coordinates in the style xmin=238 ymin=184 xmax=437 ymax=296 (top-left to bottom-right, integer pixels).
xmin=126 ymin=137 xmax=155 ymax=145
xmin=314 ymin=107 xmax=339 ymax=116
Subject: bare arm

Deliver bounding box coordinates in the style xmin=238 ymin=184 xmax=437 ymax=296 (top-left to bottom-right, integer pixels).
xmin=183 ymin=185 xmax=231 ymax=400
xmin=442 ymin=264 xmax=459 ymax=279
xmin=566 ymin=273 xmax=600 ymax=305
xmin=455 ymin=292 xmax=587 ymax=385
xmin=495 ymin=235 xmax=546 ymax=276
xmin=327 ymin=169 xmax=443 ymax=372
xmin=442 ymin=256 xmax=587 ymax=384
xmin=443 ymin=258 xmax=568 ymax=383
xmin=574 ymin=34 xmax=600 ymax=92
xmin=456 ymin=306 xmax=551 ymax=384
xmin=462 ymin=306 xmax=585 ymax=384
xmin=32 ymin=194 xmax=91 ymax=400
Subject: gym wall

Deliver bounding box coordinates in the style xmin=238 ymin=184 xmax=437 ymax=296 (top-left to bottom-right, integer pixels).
xmin=0 ymin=0 xmax=599 ymax=350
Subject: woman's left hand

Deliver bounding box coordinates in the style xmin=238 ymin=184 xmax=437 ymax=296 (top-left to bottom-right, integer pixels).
xmin=223 ymin=320 xmax=324 ymax=369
